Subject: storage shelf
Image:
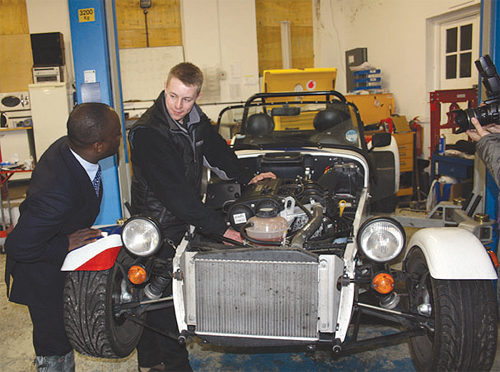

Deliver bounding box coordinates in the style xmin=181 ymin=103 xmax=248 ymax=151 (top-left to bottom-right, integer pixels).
xmin=430 ymin=153 xmax=474 ymax=181
xmin=0 ymin=126 xmax=33 ymax=132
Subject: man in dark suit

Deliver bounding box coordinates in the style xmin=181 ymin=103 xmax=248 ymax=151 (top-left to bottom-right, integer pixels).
xmin=4 ymin=102 xmax=122 ymax=372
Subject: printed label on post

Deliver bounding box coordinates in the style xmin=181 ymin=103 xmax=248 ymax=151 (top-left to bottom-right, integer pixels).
xmin=79 ymin=8 xmax=95 ymax=23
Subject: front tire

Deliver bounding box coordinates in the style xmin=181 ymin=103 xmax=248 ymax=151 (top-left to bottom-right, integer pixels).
xmin=405 ymin=247 xmax=498 ymax=371
xmin=63 ymin=250 xmax=144 ymax=358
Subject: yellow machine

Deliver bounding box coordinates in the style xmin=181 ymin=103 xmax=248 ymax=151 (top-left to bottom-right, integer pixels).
xmin=262 ymin=68 xmax=338 ymax=130
xmin=262 ymin=68 xmax=337 ymax=95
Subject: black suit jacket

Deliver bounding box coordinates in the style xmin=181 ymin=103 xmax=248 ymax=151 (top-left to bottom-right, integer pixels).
xmin=4 ymin=136 xmax=102 ymax=308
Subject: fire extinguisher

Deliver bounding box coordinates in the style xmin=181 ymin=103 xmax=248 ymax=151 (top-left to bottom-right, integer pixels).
xmin=409 ymin=116 xmax=422 ymax=156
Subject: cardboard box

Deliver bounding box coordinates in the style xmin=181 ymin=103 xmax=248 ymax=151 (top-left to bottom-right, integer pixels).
xmin=438 ymin=181 xmax=473 ymax=202
xmin=345 ymin=93 xmax=395 ymax=125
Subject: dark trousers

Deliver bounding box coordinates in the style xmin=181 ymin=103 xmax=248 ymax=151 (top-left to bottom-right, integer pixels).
xmin=28 ymin=304 xmax=72 ymax=356
xmin=136 ymin=305 xmax=192 ymax=371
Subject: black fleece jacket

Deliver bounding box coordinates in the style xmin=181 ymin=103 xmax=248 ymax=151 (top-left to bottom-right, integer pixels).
xmin=128 ymin=91 xmax=253 ymax=243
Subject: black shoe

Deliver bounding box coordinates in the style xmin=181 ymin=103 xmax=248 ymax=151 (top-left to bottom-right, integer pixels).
xmin=138 ymin=363 xmax=165 ymax=372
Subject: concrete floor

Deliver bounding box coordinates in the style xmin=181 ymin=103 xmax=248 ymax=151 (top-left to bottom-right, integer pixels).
xmin=3 ymin=250 xmax=500 ymax=371
xmin=1 ymin=183 xmax=499 ymax=371
xmin=0 ymin=253 xmax=405 ymax=372
xmin=0 ymin=251 xmax=418 ymax=372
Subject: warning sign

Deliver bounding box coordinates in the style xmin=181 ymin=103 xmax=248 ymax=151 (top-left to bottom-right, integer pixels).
xmin=79 ymin=8 xmax=95 ymax=23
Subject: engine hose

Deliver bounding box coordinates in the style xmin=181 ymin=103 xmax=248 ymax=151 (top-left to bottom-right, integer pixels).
xmin=240 ymin=222 xmax=283 ymax=247
xmin=308 ymin=228 xmax=351 ymax=243
xmin=293 ymin=196 xmax=313 ymax=220
xmin=290 ymin=204 xmax=323 ymax=250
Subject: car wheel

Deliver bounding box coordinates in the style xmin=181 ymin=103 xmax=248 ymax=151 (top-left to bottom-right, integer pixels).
xmin=405 ymin=247 xmax=497 ymax=372
xmin=63 ymin=249 xmax=143 ymax=358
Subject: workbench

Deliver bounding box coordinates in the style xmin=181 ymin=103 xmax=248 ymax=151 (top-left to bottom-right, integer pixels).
xmin=430 ymin=153 xmax=474 ymax=182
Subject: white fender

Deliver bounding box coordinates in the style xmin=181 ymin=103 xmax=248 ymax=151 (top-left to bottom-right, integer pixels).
xmin=405 ymin=227 xmax=497 ymax=280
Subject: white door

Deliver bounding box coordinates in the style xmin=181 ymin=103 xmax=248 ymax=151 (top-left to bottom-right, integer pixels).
xmin=440 ymin=15 xmax=480 ymax=90
xmin=438 ymin=13 xmax=480 ymax=146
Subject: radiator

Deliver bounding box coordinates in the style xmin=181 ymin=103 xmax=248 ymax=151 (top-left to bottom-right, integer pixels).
xmin=191 ymin=250 xmax=320 ymax=340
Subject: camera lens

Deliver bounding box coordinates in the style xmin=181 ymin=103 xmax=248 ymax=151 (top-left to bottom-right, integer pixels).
xmin=454 ymin=102 xmax=500 ymax=134
xmin=478 ymin=102 xmax=500 ymax=125
xmin=454 ymin=109 xmax=472 ymax=134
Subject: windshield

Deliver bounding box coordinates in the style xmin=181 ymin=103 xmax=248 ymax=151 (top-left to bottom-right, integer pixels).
xmin=217 ymin=91 xmax=366 ymax=151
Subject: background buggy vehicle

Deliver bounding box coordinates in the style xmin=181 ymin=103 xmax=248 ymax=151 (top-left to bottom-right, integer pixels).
xmin=62 ymin=90 xmax=498 ymax=372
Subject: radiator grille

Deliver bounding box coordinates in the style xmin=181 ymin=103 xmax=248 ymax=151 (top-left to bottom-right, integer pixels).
xmin=194 ymin=258 xmax=319 ymax=339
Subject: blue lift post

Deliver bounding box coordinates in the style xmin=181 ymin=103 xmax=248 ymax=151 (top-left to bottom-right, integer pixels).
xmin=481 ymin=0 xmax=500 ymax=255
xmin=67 ymin=0 xmax=124 ymax=225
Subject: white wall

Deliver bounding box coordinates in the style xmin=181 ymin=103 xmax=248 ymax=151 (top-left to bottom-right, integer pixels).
xmin=24 ymin=0 xmax=483 ymax=156
xmin=181 ymin=0 xmax=482 ymax=156
xmin=181 ymin=0 xmax=260 ymax=120
xmin=313 ymin=0 xmax=481 ymax=158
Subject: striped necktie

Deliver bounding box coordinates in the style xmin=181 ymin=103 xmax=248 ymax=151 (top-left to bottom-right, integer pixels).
xmin=92 ymin=166 xmax=101 ymax=197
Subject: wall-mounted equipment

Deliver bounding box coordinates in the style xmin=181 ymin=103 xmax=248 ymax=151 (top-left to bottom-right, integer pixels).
xmin=140 ymin=0 xmax=152 ymax=47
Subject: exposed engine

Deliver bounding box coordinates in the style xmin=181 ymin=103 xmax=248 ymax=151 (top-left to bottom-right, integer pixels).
xmin=205 ymin=158 xmax=365 ymax=253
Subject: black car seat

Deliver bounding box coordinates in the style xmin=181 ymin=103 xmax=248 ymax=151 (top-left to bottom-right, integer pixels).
xmin=246 ymin=113 xmax=275 ymax=135
xmin=313 ymin=108 xmax=351 ymax=132
xmin=311 ymin=108 xmax=352 ymax=145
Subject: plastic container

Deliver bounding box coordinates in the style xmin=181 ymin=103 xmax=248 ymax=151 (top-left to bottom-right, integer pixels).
xmin=246 ymin=207 xmax=288 ymax=242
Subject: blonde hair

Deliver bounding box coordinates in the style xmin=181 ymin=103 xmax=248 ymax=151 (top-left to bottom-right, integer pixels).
xmin=166 ymin=62 xmax=203 ymax=94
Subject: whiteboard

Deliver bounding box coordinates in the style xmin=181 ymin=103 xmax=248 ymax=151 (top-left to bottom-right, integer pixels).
xmin=119 ymin=46 xmax=184 ymax=102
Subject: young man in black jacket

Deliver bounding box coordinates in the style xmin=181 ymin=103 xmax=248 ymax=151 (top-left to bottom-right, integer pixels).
xmin=128 ymin=62 xmax=274 ymax=371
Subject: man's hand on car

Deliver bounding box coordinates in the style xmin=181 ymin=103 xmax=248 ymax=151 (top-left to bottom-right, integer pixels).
xmin=67 ymin=228 xmax=102 ymax=251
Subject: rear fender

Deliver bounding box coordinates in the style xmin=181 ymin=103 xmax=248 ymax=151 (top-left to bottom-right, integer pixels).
xmin=404 ymin=227 xmax=497 ymax=280
xmin=61 ymin=229 xmax=122 ymax=272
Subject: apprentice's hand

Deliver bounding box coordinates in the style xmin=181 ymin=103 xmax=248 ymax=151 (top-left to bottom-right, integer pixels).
xmin=248 ymin=172 xmax=277 ymax=185
xmin=67 ymin=228 xmax=102 ymax=252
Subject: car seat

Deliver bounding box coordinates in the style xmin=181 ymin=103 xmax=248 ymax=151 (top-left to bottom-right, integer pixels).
xmin=246 ymin=113 xmax=274 ymax=136
xmin=313 ymin=109 xmax=351 ymax=132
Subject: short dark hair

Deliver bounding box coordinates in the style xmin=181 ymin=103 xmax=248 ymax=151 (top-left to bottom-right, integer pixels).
xmin=167 ymin=62 xmax=203 ymax=94
xmin=67 ymin=103 xmax=117 ymax=149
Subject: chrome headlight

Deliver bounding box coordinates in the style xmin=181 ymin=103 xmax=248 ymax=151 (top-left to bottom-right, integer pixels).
xmin=357 ymin=217 xmax=406 ymax=263
xmin=121 ymin=216 xmax=162 ymax=257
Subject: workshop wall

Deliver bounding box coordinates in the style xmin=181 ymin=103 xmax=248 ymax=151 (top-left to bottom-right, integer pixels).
xmin=0 ymin=0 xmax=74 ymax=93
xmin=255 ymin=0 xmax=314 ymax=75
xmin=181 ymin=0 xmax=261 ymax=119
xmin=313 ymin=0 xmax=481 ymax=158
xmin=1 ymin=0 xmax=484 ymax=158
xmin=25 ymin=0 xmax=74 ymax=86
xmin=115 ymin=0 xmax=182 ymax=49
xmin=0 ymin=0 xmax=32 ymax=92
